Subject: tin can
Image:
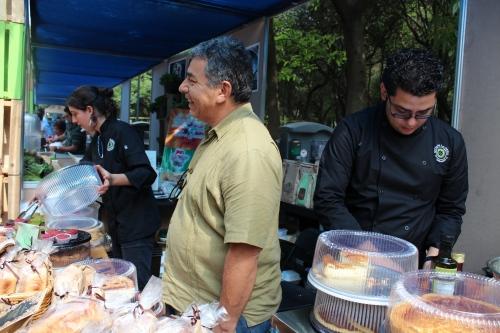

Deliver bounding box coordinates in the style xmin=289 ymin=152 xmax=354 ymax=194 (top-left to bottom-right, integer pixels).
xmin=289 ymin=139 xmax=301 ymax=160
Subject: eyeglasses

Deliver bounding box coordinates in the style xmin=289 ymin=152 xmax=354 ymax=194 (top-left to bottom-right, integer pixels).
xmin=168 ymin=168 xmax=191 ymax=200
xmin=387 ymin=96 xmax=435 ymax=120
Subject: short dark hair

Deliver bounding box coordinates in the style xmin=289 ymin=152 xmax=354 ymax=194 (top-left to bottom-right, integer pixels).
xmin=191 ymin=36 xmax=253 ymax=103
xmin=66 ymin=86 xmax=118 ymax=119
xmin=382 ymin=48 xmax=444 ymax=97
xmin=53 ymin=119 xmax=66 ymax=132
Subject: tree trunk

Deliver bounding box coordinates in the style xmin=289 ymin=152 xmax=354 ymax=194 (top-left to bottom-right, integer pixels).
xmin=332 ymin=0 xmax=369 ymax=116
xmin=266 ymin=18 xmax=281 ymax=139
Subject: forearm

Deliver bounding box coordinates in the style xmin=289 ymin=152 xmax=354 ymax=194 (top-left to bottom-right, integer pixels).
xmin=314 ymin=198 xmax=361 ymax=230
xmin=219 ymin=243 xmax=260 ymax=331
xmin=56 ymin=144 xmax=76 ymax=153
xmin=109 ymin=173 xmax=131 ymax=186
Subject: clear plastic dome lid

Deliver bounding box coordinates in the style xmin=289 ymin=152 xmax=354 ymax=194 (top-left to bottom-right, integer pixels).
xmin=75 ymin=258 xmax=138 ymax=290
xmin=388 ymin=271 xmax=500 ymax=333
xmin=46 ymin=217 xmax=99 ymax=230
xmin=308 ymin=230 xmax=418 ymax=304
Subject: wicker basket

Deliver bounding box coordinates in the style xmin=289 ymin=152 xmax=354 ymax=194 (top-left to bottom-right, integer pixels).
xmin=0 ymin=259 xmax=54 ymax=320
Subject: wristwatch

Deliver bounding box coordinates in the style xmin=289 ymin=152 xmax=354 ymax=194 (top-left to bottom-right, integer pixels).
xmin=425 ymin=255 xmax=437 ymax=262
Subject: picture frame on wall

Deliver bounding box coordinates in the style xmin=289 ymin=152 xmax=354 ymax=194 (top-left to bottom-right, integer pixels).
xmin=169 ymin=59 xmax=186 ymax=78
xmin=246 ymin=43 xmax=259 ymax=92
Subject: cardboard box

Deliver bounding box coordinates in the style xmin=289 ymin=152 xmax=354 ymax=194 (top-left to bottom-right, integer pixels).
xmin=281 ymin=160 xmax=318 ymax=209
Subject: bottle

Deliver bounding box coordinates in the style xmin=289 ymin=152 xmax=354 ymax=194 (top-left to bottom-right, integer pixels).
xmin=432 ymin=235 xmax=458 ymax=295
xmin=434 ymin=235 xmax=458 ymax=273
xmin=451 ymin=252 xmax=465 ymax=272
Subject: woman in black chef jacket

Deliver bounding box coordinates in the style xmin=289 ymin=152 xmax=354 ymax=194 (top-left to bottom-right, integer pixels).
xmin=66 ymin=86 xmax=160 ymax=290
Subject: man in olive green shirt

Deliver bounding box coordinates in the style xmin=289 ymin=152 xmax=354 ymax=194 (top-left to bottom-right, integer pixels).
xmin=162 ymin=37 xmax=282 ymax=333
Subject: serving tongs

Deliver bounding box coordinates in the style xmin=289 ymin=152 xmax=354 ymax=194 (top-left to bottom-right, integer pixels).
xmin=16 ymin=199 xmax=40 ymax=221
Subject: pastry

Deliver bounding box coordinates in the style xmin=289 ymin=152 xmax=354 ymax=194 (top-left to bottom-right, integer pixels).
xmin=319 ymin=253 xmax=369 ymax=293
xmin=389 ymin=293 xmax=500 ymax=333
xmin=1 ymin=250 xmax=50 ymax=295
xmin=0 ymin=265 xmax=18 ymax=294
xmin=102 ymin=275 xmax=134 ymax=290
xmin=314 ymin=305 xmax=375 ymax=333
xmin=54 ymin=264 xmax=96 ymax=297
xmin=25 ymin=299 xmax=111 ymax=333
xmin=13 ymin=252 xmax=50 ymax=293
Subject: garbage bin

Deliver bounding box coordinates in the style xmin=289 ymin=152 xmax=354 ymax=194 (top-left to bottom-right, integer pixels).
xmin=278 ymin=122 xmax=333 ymax=163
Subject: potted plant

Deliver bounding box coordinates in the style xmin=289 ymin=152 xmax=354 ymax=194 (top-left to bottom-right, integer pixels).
xmin=160 ymin=73 xmax=183 ymax=95
xmin=151 ymin=95 xmax=168 ymax=118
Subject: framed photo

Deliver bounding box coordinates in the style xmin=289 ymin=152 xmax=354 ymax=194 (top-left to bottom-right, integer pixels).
xmin=169 ymin=59 xmax=186 ymax=79
xmin=246 ymin=43 xmax=259 ymax=92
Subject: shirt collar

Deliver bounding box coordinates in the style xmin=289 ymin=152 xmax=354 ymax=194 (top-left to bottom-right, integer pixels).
xmin=98 ymin=117 xmax=116 ymax=135
xmin=207 ymin=103 xmax=253 ymax=141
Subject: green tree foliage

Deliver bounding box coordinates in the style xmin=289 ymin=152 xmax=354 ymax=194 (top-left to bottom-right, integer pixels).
xmin=274 ymin=0 xmax=346 ymax=126
xmin=272 ymin=0 xmax=459 ymax=125
xmin=113 ymin=71 xmax=153 ymax=121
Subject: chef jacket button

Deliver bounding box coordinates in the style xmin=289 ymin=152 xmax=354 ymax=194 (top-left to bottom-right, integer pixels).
xmin=404 ymin=225 xmax=410 ymax=231
xmin=379 ymin=189 xmax=384 ymax=194
xmin=422 ymin=160 xmax=427 ymax=166
xmin=381 ymin=155 xmax=387 ymax=161
xmin=423 ymin=125 xmax=427 ymax=130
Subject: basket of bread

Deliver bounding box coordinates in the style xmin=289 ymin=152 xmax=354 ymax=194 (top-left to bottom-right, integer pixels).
xmin=0 ymin=239 xmax=54 ymax=331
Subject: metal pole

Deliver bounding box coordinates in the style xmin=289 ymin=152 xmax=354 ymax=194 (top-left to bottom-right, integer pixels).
xmin=136 ymin=74 xmax=141 ymax=121
xmin=451 ymin=0 xmax=468 ymax=130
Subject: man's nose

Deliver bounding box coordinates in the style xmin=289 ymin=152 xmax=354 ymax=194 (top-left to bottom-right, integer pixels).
xmin=407 ymin=116 xmax=417 ymax=127
xmin=179 ymin=81 xmax=188 ymax=94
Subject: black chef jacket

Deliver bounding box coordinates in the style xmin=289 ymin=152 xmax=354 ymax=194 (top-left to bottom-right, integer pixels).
xmin=82 ymin=118 xmax=160 ymax=243
xmin=314 ymin=103 xmax=468 ymax=255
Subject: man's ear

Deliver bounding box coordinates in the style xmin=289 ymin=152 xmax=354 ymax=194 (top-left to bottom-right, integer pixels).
xmin=216 ymin=81 xmax=232 ymax=103
xmin=380 ymin=83 xmax=388 ymax=101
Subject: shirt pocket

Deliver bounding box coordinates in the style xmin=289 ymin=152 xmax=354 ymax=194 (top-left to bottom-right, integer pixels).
xmin=416 ymin=159 xmax=446 ymax=201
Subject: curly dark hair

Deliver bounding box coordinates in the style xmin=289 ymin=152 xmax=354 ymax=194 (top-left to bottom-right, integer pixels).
xmin=191 ymin=36 xmax=253 ymax=103
xmin=66 ymin=86 xmax=119 ymax=119
xmin=382 ymin=48 xmax=444 ymax=97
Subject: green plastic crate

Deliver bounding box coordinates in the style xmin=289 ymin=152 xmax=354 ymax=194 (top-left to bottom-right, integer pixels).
xmin=0 ymin=21 xmax=25 ymax=100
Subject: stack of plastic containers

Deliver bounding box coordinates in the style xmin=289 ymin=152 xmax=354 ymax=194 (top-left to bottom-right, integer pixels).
xmin=46 ymin=217 xmax=106 ymax=247
xmin=387 ymin=271 xmax=500 ymax=332
xmin=308 ymin=230 xmax=418 ymax=332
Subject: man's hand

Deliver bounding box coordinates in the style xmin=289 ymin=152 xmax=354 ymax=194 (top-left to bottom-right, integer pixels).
xmin=95 ymin=164 xmax=112 ymax=195
xmin=423 ymin=246 xmax=439 ymax=269
xmin=213 ymin=319 xmax=238 ymax=333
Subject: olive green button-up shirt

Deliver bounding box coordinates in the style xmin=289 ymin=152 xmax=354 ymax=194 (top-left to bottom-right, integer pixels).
xmin=162 ymin=103 xmax=283 ymax=326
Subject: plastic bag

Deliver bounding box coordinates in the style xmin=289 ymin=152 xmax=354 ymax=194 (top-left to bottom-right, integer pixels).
xmin=19 ymin=297 xmax=112 ymax=333
xmin=53 ymin=264 xmax=96 ymax=299
xmin=109 ymin=276 xmax=163 ymax=333
xmin=111 ymin=305 xmax=157 ymax=333
xmin=156 ymin=302 xmax=228 ymax=333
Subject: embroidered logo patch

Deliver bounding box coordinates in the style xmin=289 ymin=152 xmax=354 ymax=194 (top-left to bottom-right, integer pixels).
xmin=107 ymin=138 xmax=115 ymax=152
xmin=434 ymin=144 xmax=449 ymax=163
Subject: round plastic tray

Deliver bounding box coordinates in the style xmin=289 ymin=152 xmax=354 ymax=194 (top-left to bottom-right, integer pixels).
xmin=388 ymin=271 xmax=500 ymax=333
xmin=310 ymin=230 xmax=418 ymax=300
xmin=310 ymin=290 xmax=386 ymax=333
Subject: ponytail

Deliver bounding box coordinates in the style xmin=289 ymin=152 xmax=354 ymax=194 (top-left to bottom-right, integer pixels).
xmin=66 ymin=85 xmax=119 ymax=119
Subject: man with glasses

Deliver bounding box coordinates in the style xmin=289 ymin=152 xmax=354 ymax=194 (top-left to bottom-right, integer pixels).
xmin=314 ymin=49 xmax=468 ymax=267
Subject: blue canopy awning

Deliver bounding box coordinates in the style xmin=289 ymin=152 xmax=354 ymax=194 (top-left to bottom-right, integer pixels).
xmin=29 ymin=0 xmax=302 ymax=105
